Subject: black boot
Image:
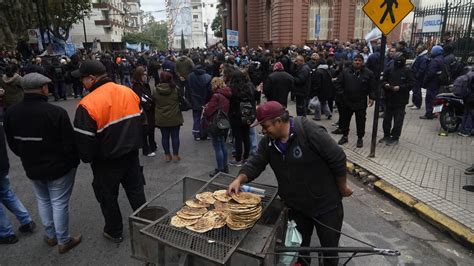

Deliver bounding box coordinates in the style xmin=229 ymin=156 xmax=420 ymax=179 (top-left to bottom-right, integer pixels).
xmin=338 ymin=136 xmax=348 ymax=145
xmin=356 ymin=138 xmax=363 ymax=148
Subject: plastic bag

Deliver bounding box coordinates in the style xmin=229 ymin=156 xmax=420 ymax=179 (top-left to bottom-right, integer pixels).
xmin=279 ymin=220 xmax=303 ymax=265
xmin=308 ymin=96 xmax=320 ymax=110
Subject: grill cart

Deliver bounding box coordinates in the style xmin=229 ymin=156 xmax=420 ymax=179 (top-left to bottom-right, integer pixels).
xmin=129 ymin=173 xmax=399 ymax=265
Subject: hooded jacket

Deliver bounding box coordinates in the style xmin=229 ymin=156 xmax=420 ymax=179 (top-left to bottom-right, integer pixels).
xmin=186 ymin=65 xmax=212 ymax=110
xmin=383 ymin=66 xmax=416 ymax=107
xmin=292 ymin=63 xmax=311 ymax=97
xmin=154 ymin=83 xmax=184 ymax=127
xmin=264 ymin=70 xmax=294 ymax=107
xmin=2 ymin=73 xmax=23 ymax=108
xmin=423 ymin=54 xmax=444 ymax=90
xmin=334 ymin=66 xmax=376 ymax=110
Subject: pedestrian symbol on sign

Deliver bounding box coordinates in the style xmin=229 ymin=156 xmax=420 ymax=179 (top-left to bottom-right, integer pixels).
xmin=380 ymin=0 xmax=399 ymax=24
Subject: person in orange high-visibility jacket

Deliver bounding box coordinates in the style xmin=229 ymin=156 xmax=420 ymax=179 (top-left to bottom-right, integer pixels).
xmin=72 ymin=60 xmax=146 ymax=243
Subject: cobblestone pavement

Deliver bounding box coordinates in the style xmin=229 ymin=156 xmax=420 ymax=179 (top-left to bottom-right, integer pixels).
xmin=313 ymin=100 xmax=474 ymax=231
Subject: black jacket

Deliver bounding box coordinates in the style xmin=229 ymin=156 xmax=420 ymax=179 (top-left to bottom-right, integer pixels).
xmin=4 ymin=94 xmax=79 ymax=180
xmin=334 ymin=66 xmax=376 ymax=110
xmin=292 ymin=64 xmax=311 ymax=97
xmin=186 ymin=65 xmax=212 ymax=110
xmin=240 ymin=117 xmax=346 ymax=216
xmin=382 ymin=66 xmax=415 ymax=107
xmin=310 ymin=65 xmax=335 ymax=102
xmin=263 ymin=70 xmax=294 ymax=107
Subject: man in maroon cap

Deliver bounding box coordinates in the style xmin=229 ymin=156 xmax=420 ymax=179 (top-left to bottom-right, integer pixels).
xmin=228 ymin=101 xmax=352 ymax=266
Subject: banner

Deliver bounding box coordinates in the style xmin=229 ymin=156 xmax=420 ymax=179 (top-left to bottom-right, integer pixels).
xmin=364 ymin=27 xmax=382 ymax=42
xmin=65 ymin=44 xmax=76 ymax=57
xmin=226 ymin=29 xmax=239 ymax=47
xmin=422 ymin=15 xmax=442 ymax=33
xmin=126 ymin=42 xmax=142 ymax=51
xmin=143 ymin=44 xmax=150 ymax=51
xmin=315 ymin=14 xmax=320 ymax=39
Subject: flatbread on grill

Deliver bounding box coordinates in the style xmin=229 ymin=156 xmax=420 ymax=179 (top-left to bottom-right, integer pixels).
xmin=196 ymin=192 xmax=216 ymax=204
xmin=170 ymin=215 xmax=198 ymax=227
xmin=185 ymin=199 xmax=210 ymax=208
xmin=226 ymin=216 xmax=255 ymax=230
xmin=186 ymin=217 xmax=215 ymax=233
xmin=213 ymin=201 xmax=229 ymax=212
xmin=176 ymin=210 xmax=203 ymax=220
xmin=213 ymin=190 xmax=232 ymax=202
xmin=230 ymin=192 xmax=261 ymax=205
xmin=203 ymin=210 xmax=227 ymax=229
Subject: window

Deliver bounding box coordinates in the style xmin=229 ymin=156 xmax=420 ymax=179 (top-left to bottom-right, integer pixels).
xmin=193 ymin=14 xmax=198 ymax=19
xmin=307 ymin=0 xmax=332 ymax=40
xmin=193 ymin=6 xmax=198 ymax=9
xmin=210 ymin=4 xmax=213 ymax=7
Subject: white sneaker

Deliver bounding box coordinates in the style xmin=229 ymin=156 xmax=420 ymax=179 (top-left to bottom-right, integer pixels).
xmin=146 ymin=152 xmax=156 ymax=157
xmin=410 ymin=106 xmax=420 ymax=110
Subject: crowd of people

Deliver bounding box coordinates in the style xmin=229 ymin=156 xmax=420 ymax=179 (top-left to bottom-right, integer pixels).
xmin=0 ymin=38 xmax=473 ymax=264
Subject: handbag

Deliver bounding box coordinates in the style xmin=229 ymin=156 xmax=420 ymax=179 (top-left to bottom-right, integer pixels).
xmin=177 ymin=86 xmax=191 ymax=111
xmin=208 ymin=95 xmax=230 ymax=136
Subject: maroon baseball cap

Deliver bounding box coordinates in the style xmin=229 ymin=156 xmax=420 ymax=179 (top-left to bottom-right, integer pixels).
xmin=250 ymin=101 xmax=285 ymax=127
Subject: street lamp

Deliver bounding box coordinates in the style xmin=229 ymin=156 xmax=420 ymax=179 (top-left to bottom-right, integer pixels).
xmin=204 ymin=22 xmax=208 ymax=48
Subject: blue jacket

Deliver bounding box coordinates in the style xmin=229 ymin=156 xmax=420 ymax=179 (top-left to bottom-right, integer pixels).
xmin=423 ymin=54 xmax=444 ymax=90
xmin=186 ymin=65 xmax=212 ymax=110
xmin=411 ymin=50 xmax=429 ymax=81
xmin=366 ymin=52 xmax=380 ymax=77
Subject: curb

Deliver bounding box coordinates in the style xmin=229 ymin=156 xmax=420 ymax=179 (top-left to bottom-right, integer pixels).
xmin=346 ymin=162 xmax=474 ymax=249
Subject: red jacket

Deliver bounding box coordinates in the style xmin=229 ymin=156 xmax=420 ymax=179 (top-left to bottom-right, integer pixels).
xmin=203 ymin=87 xmax=232 ymax=120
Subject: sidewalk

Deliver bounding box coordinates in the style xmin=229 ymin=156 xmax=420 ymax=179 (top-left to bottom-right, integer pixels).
xmin=306 ymin=103 xmax=474 ymax=244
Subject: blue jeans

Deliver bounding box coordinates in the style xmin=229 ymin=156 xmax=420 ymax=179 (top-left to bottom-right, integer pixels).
xmin=53 ymin=81 xmax=66 ymax=99
xmin=160 ymin=126 xmax=180 ymax=155
xmin=0 ymin=175 xmax=32 ymax=237
xmin=411 ymin=81 xmax=423 ymax=108
xmin=31 ymin=168 xmax=76 ymax=245
xmin=211 ymin=134 xmax=228 ymax=170
xmin=192 ymin=109 xmax=202 ymax=137
xmin=459 ymin=106 xmax=474 ymax=135
xmin=121 ymin=75 xmax=131 ymax=88
xmin=425 ymin=87 xmax=438 ymax=116
xmin=249 ymin=126 xmax=257 ymax=154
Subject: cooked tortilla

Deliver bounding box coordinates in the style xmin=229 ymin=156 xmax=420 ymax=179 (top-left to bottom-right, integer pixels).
xmin=185 ymin=199 xmax=210 ymax=208
xmin=230 ymin=192 xmax=261 ymax=205
xmin=213 ymin=190 xmax=232 ymax=202
xmin=170 ymin=215 xmax=198 ymax=227
xmin=196 ymin=192 xmax=216 ymax=204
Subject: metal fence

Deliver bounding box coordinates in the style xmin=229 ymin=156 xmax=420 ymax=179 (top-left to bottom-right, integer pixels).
xmin=410 ymin=0 xmax=473 ymax=63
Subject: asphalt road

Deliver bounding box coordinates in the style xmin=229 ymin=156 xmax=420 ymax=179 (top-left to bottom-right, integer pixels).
xmin=1 ymin=98 xmax=473 ymax=265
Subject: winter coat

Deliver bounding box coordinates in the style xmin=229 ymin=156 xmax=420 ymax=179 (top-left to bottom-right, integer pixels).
xmin=2 ymin=74 xmax=23 ymax=108
xmin=382 ymin=66 xmax=416 ymax=107
xmin=186 ymin=65 xmax=212 ymax=110
xmin=263 ymin=70 xmax=294 ymax=107
xmin=366 ymin=52 xmax=380 ymax=77
xmin=292 ymin=64 xmax=311 ymax=97
xmin=118 ymin=61 xmax=132 ymax=76
xmin=411 ymin=50 xmax=429 ymax=83
xmin=0 ymin=112 xmax=9 ymax=177
xmin=154 ymin=83 xmax=183 ymax=128
xmin=202 ymin=87 xmax=232 ymax=128
xmin=310 ymin=64 xmax=335 ymax=102
xmin=4 ymin=93 xmax=79 ymax=180
xmin=132 ymin=81 xmax=155 ymax=127
xmin=423 ymin=54 xmax=444 ymax=90
xmin=334 ymin=66 xmax=376 ymax=110
xmin=229 ymin=83 xmax=255 ymax=125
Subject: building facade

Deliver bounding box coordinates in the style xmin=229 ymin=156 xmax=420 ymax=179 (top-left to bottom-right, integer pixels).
xmin=221 ymin=0 xmax=407 ymax=48
xmin=69 ymin=0 xmax=143 ymax=51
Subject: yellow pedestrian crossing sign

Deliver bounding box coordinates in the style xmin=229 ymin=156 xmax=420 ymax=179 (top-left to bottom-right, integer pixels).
xmin=363 ymin=0 xmax=414 ymax=35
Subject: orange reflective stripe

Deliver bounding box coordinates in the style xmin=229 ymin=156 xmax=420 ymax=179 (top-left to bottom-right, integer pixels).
xmin=79 ymin=82 xmax=140 ymax=132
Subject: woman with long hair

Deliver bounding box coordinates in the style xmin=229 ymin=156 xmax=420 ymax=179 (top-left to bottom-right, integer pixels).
xmin=132 ymin=66 xmax=157 ymax=157
xmin=154 ymin=71 xmax=183 ymax=162
xmin=203 ymin=78 xmax=232 ymax=176
xmin=228 ymin=70 xmax=255 ymax=166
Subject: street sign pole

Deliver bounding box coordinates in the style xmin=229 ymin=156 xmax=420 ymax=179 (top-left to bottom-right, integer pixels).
xmin=369 ymin=34 xmax=386 ymax=158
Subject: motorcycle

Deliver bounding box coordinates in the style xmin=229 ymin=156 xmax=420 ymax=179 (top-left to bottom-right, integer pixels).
xmin=433 ymin=90 xmax=464 ymax=132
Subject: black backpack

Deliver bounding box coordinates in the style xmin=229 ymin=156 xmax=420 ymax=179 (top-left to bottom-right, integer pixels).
xmin=449 ymin=59 xmax=466 ymax=81
xmin=208 ymin=95 xmax=230 ymax=136
xmin=437 ymin=63 xmax=451 ymax=86
xmin=240 ymin=99 xmax=256 ymax=126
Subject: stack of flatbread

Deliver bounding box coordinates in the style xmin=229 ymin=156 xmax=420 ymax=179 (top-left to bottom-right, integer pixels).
xmin=226 ymin=192 xmax=262 ymax=230
xmin=170 ymin=190 xmax=262 ymax=232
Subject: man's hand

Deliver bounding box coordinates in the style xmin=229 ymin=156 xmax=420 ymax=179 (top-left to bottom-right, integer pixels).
xmin=368 ymin=99 xmax=374 ymax=107
xmin=227 ymin=174 xmax=248 ymax=195
xmin=339 ymin=185 xmax=353 ymax=197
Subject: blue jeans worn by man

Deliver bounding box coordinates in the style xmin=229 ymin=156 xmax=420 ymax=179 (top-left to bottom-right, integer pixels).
xmin=31 ymin=168 xmax=76 ymax=246
xmin=459 ymin=107 xmax=473 ymax=136
xmin=0 ymin=175 xmax=35 ymax=244
xmin=192 ymin=109 xmax=204 ymax=140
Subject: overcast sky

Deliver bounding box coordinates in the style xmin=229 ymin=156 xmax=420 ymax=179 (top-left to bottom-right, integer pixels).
xmin=141 ymin=0 xmax=166 ymax=21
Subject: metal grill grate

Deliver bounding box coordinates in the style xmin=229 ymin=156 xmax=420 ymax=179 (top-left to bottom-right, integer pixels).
xmin=140 ymin=174 xmax=278 ymax=264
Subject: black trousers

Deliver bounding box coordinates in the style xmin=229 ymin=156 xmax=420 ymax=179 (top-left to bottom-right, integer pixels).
xmin=142 ymin=125 xmax=157 ymax=154
xmin=231 ymin=122 xmax=250 ymax=162
xmin=290 ymin=204 xmax=344 ymax=266
xmin=339 ymin=107 xmax=367 ymax=138
xmin=295 ymin=95 xmax=308 ymax=117
xmin=91 ymin=150 xmax=146 ymax=237
xmin=382 ymin=105 xmax=406 ymax=139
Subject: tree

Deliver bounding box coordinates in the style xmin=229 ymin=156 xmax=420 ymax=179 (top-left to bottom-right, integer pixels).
xmin=211 ymin=4 xmax=223 ymax=38
xmin=122 ymin=20 xmax=168 ymax=50
xmin=180 ymin=30 xmax=185 ymax=50
xmin=0 ymin=0 xmax=37 ymax=50
xmin=44 ymin=0 xmax=91 ymax=41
